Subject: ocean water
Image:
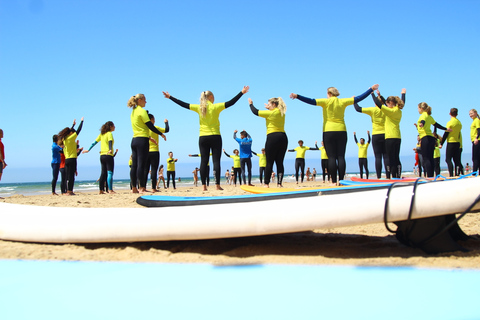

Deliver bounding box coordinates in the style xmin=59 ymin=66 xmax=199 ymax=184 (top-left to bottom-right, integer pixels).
xmin=0 ymin=171 xmax=425 ymax=198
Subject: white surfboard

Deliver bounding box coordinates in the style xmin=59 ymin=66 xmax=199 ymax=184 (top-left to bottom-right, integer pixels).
xmin=0 ymin=177 xmax=479 ymax=243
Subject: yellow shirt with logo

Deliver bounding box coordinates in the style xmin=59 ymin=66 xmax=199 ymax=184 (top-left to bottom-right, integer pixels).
xmin=293 ymin=146 xmax=311 ymax=159
xmin=357 ymin=143 xmax=369 ymax=159
xmin=417 ymin=112 xmax=436 ymax=139
xmin=167 ymin=158 xmax=176 ymax=171
xmin=149 ymin=126 xmax=166 ymax=152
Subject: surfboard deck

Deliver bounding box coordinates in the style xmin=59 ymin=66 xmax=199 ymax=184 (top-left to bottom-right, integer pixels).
xmin=0 ymin=177 xmax=478 ymax=244
xmin=239 ymin=183 xmax=390 ymax=194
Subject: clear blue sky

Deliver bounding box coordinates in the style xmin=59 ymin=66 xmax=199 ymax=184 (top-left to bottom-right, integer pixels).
xmin=1 ymin=0 xmax=479 ymax=183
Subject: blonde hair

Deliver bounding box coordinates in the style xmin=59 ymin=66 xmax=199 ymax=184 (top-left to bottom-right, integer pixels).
xmin=418 ymin=102 xmax=432 ymax=115
xmin=127 ymin=94 xmax=145 ymax=108
xmin=268 ymin=97 xmax=287 ymax=116
xmin=199 ymin=91 xmax=213 ymax=117
xmin=327 ymin=87 xmax=340 ymax=97
xmin=386 ymin=96 xmax=405 ymax=109
xmin=470 ymin=109 xmax=480 ymax=119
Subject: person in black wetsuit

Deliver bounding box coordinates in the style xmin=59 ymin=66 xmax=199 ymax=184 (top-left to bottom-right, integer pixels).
xmin=163 ymin=86 xmax=249 ymax=191
xmin=354 ymin=131 xmax=371 ymax=179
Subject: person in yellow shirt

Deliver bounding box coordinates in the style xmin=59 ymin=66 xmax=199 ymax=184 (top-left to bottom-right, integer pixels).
xmin=290 ymin=84 xmax=379 ymax=184
xmin=415 ymin=102 xmax=450 ymax=178
xmin=469 ymin=108 xmax=480 ymax=174
xmin=166 ymin=151 xmax=178 ymax=189
xmin=57 ymin=117 xmax=84 ymax=195
xmin=252 ymin=148 xmax=267 ymax=185
xmin=434 ymin=138 xmax=441 ymax=177
xmin=287 ymin=140 xmax=319 ymax=183
xmin=354 ymin=95 xmax=388 ymax=179
xmin=248 ymin=97 xmax=288 ymax=187
xmin=374 ymin=89 xmax=405 ymax=178
xmin=127 ymin=94 xmax=166 ymax=194
xmin=163 ymin=86 xmax=249 ymax=191
xmin=83 ymin=121 xmax=116 ymax=194
xmin=223 ymin=149 xmax=241 ymax=186
xmin=319 ymin=141 xmax=330 ymax=183
xmin=439 ymin=108 xmax=462 ymax=177
xmin=354 ymin=131 xmax=371 ymax=179
xmin=146 ymin=113 xmax=169 ymax=192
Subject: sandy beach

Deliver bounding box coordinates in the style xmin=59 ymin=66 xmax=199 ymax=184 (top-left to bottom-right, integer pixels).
xmin=1 ymin=180 xmax=479 ymax=269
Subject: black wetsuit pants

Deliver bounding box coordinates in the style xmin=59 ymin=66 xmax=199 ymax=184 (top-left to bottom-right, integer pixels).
xmin=240 ymin=158 xmax=252 ymax=185
xmin=199 ymin=135 xmax=222 ymax=186
xmin=445 ymin=142 xmax=461 ymax=177
xmin=264 ymin=132 xmax=288 ymax=185
xmin=323 ymin=131 xmax=347 ymax=183
xmin=421 ymin=135 xmax=436 ymax=178
xmin=130 ymin=137 xmax=149 ymax=189
xmin=385 ymin=138 xmax=402 ymax=178
xmin=294 ymin=158 xmax=306 ymax=182
xmin=371 ymin=134 xmax=388 ymax=179
xmin=146 ymin=151 xmax=160 ymax=189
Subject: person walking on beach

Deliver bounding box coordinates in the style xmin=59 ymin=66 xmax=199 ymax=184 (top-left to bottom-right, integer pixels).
xmin=354 ymin=94 xmax=388 ymax=179
xmin=192 ymin=167 xmax=199 ymax=187
xmin=51 ymin=134 xmax=62 ymax=195
xmin=0 ymin=129 xmax=6 ymax=183
xmin=354 ymin=131 xmax=371 ymax=179
xmin=439 ymin=108 xmax=462 ymax=177
xmin=83 ymin=121 xmax=117 ymax=194
xmin=146 ymin=114 xmax=169 ymax=192
xmin=163 ymin=86 xmax=249 ymax=191
xmin=234 ymin=129 xmax=254 ymax=186
xmin=252 ymin=148 xmax=267 ymax=185
xmin=166 ymin=151 xmax=178 ymax=189
xmin=127 ymin=94 xmax=167 ymax=194
xmin=223 ymin=149 xmax=242 ymax=186
xmin=290 ymin=84 xmax=379 ymax=184
xmin=57 ymin=118 xmax=84 ymax=195
xmin=248 ymin=97 xmax=288 ymax=187
xmin=189 ymin=153 xmax=211 ymax=186
xmin=287 ymin=140 xmax=319 ymax=184
xmin=373 ymin=89 xmax=405 ymax=178
xmin=415 ymin=102 xmax=451 ymax=178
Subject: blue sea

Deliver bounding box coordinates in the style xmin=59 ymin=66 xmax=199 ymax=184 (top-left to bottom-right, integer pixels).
xmin=0 ymin=171 xmax=425 ymax=198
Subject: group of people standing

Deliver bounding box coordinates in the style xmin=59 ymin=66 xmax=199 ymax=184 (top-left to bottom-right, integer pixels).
xmin=48 ymin=84 xmax=480 ymax=195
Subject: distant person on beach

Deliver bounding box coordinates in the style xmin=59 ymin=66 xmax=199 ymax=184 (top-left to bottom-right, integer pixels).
xmin=225 ymin=169 xmax=231 ymax=185
xmin=252 ymin=148 xmax=266 ymax=185
xmin=439 ymin=108 xmax=462 ymax=177
xmin=146 ymin=114 xmax=169 ymax=192
xmin=233 ymin=129 xmax=254 ymax=186
xmin=373 ymin=89 xmax=405 ymax=178
xmin=192 ymin=167 xmax=199 ymax=187
xmin=354 ymin=131 xmax=371 ymax=179
xmin=465 ymin=163 xmax=471 ymax=173
xmin=223 ymin=149 xmax=242 ymax=186
xmin=248 ymin=97 xmax=288 ymax=187
xmin=415 ymin=102 xmax=451 ymax=178
xmin=354 ymin=94 xmax=388 ymax=179
xmin=166 ymin=151 xmax=178 ymax=189
xmin=127 ymin=93 xmax=166 ymax=194
xmin=83 ymin=121 xmax=117 ymax=194
xmin=469 ymin=109 xmax=480 ymax=174
xmin=0 ymin=129 xmax=6 ymax=183
xmin=163 ymin=86 xmax=249 ymax=191
xmin=288 ymin=140 xmax=319 ymax=184
xmin=290 ymin=84 xmax=379 ymax=184
xmin=189 ymin=153 xmax=211 ymax=186
xmin=51 ymin=134 xmax=62 ymax=195
xmin=57 ymin=118 xmax=84 ymax=195
xmin=157 ymin=164 xmax=166 ymax=189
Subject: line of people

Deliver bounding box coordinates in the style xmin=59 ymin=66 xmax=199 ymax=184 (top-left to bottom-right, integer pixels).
xmin=50 ymin=84 xmax=480 ymax=195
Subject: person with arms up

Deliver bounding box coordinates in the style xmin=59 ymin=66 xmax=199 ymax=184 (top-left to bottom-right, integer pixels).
xmin=57 ymin=118 xmax=84 ymax=195
xmin=163 ymin=86 xmax=249 ymax=191
xmin=234 ymin=129 xmax=254 ymax=186
xmin=354 ymin=131 xmax=371 ymax=179
xmin=287 ymin=140 xmax=319 ymax=184
xmin=290 ymin=84 xmax=379 ymax=184
xmin=249 ymin=96 xmax=288 ymax=187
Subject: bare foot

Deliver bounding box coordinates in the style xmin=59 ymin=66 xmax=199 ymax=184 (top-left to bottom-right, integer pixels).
xmin=99 ymin=190 xmax=106 ymax=195
xmin=203 ymin=185 xmax=208 ymax=191
xmin=215 ymin=185 xmax=223 ymax=191
xmin=132 ymin=187 xmax=139 ymax=194
xmin=152 ymin=189 xmax=159 ymax=193
xmin=66 ymin=191 xmax=75 ymax=196
xmin=108 ymin=190 xmax=116 ymax=194
xmin=52 ymin=192 xmax=58 ymax=196
xmin=248 ymin=183 xmax=254 ymax=186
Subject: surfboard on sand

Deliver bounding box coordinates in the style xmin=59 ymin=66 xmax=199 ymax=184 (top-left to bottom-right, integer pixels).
xmin=0 ymin=177 xmax=479 ymax=252
xmin=137 ymin=183 xmax=393 ymax=207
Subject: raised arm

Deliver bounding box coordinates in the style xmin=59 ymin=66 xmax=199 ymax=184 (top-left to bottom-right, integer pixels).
xmin=353 ymin=132 xmax=358 ymax=144
xmin=289 ymin=93 xmax=316 ymax=105
xmin=225 ymin=86 xmax=249 ymax=108
xmin=248 ymin=98 xmax=259 ymax=116
xmin=163 ymin=91 xmax=190 ymax=109
xmin=354 ymin=84 xmax=378 ymax=103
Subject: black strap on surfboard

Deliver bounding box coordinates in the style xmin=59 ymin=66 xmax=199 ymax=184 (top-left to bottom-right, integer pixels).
xmin=383 ymin=178 xmax=478 ymax=254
